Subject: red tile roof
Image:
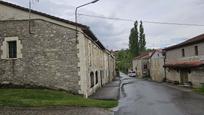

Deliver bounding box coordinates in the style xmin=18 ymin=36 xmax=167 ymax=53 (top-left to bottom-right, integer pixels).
xmin=134 ymin=51 xmax=154 ymax=60
xmin=164 ymin=34 xmax=204 ymax=51
xmin=164 ymin=60 xmax=204 ymax=69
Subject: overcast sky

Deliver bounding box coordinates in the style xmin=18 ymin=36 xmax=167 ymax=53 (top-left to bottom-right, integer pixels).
xmin=4 ymin=0 xmax=204 ymax=50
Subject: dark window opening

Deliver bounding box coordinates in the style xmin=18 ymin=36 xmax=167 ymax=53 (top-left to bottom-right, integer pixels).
xmin=144 ymin=64 xmax=147 ymax=69
xmin=195 ymin=46 xmax=198 ymax=56
xmin=176 ymin=69 xmax=179 ymax=72
xmin=90 ymin=72 xmax=94 ymax=88
xmin=8 ymin=41 xmax=17 ymax=58
xmin=182 ymin=49 xmax=185 ymax=57
xmin=188 ymin=69 xmax=191 ymax=74
xmin=95 ymin=71 xmax=98 ymax=84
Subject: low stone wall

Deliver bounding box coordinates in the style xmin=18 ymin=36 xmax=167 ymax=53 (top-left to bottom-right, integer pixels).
xmin=189 ymin=68 xmax=204 ymax=87
xmin=166 ymin=68 xmax=204 ymax=88
xmin=0 ymin=19 xmax=80 ymax=93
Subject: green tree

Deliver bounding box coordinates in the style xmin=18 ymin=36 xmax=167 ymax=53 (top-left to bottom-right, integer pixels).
xmin=115 ymin=49 xmax=132 ymax=73
xmin=139 ymin=21 xmax=146 ymax=52
xmin=129 ymin=21 xmax=139 ymax=57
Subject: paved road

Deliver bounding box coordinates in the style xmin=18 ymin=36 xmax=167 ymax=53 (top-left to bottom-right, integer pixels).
xmin=114 ymin=73 xmax=204 ymax=115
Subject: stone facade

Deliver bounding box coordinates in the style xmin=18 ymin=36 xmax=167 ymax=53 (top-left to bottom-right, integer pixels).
xmin=132 ymin=52 xmax=153 ymax=78
xmin=133 ymin=58 xmax=143 ymax=78
xmin=0 ymin=19 xmax=80 ymax=93
xmin=78 ymin=32 xmax=116 ymax=97
xmin=0 ymin=1 xmax=116 ymax=97
xmin=164 ymin=35 xmax=204 ymax=88
xmin=165 ymin=42 xmax=204 ymax=63
xmin=150 ymin=50 xmax=165 ymax=82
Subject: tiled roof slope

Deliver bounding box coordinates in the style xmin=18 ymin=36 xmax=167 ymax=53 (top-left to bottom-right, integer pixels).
xmin=134 ymin=51 xmax=154 ymax=60
xmin=164 ymin=60 xmax=204 ymax=69
xmin=164 ymin=34 xmax=204 ymax=51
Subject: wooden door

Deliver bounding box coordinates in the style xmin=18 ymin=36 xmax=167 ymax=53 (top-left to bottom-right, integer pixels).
xmin=180 ymin=70 xmax=188 ymax=84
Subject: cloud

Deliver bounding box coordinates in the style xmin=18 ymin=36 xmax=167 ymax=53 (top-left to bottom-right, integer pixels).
xmin=4 ymin=0 xmax=204 ymax=50
xmin=79 ymin=16 xmax=130 ymax=50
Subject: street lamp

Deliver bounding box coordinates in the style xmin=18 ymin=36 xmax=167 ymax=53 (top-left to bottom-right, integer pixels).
xmin=75 ymin=0 xmax=99 ymax=42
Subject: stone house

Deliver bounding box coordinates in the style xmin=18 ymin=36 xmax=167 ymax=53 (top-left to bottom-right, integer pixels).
xmin=149 ymin=49 xmax=165 ymax=82
xmin=132 ymin=51 xmax=154 ymax=78
xmin=163 ymin=34 xmax=204 ymax=87
xmin=0 ymin=1 xmax=115 ymax=97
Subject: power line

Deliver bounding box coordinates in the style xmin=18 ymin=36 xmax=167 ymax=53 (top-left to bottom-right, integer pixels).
xmin=78 ymin=13 xmax=204 ymax=27
xmin=79 ymin=13 xmax=134 ymax=22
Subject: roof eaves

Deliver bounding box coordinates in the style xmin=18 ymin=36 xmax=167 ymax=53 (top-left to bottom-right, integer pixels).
xmin=164 ymin=34 xmax=204 ymax=51
xmin=82 ymin=27 xmax=105 ymax=50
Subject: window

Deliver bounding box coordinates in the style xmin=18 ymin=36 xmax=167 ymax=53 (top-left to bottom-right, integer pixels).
xmin=195 ymin=46 xmax=198 ymax=56
xmin=95 ymin=71 xmax=98 ymax=84
xmin=1 ymin=37 xmax=22 ymax=59
xmin=144 ymin=64 xmax=147 ymax=69
xmin=182 ymin=49 xmax=185 ymax=57
xmin=188 ymin=69 xmax=191 ymax=74
xmin=90 ymin=72 xmax=94 ymax=88
xmin=8 ymin=41 xmax=17 ymax=58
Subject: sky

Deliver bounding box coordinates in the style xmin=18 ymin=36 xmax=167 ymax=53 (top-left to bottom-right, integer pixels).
xmin=4 ymin=0 xmax=204 ymax=50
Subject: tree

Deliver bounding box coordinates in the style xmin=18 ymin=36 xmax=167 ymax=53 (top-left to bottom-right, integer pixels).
xmin=129 ymin=21 xmax=139 ymax=57
xmin=115 ymin=49 xmax=132 ymax=73
xmin=139 ymin=21 xmax=146 ymax=52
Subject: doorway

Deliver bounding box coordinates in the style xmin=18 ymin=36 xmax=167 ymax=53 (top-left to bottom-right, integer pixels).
xmin=180 ymin=70 xmax=188 ymax=84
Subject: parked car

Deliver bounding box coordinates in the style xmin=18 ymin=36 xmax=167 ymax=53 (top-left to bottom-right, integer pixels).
xmin=128 ymin=71 xmax=136 ymax=77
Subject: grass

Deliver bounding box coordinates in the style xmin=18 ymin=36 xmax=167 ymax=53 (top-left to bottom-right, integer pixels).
xmin=194 ymin=86 xmax=204 ymax=95
xmin=0 ymin=88 xmax=118 ymax=108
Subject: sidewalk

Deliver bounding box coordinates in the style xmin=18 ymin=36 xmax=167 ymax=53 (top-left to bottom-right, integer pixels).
xmin=90 ymin=77 xmax=120 ymax=100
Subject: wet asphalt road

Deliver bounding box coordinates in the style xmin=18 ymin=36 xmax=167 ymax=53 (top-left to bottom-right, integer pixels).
xmin=114 ymin=73 xmax=204 ymax=115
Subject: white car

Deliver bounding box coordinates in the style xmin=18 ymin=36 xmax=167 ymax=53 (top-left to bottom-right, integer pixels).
xmin=128 ymin=71 xmax=136 ymax=77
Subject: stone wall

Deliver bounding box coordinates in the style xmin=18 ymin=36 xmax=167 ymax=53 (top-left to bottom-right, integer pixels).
xmin=0 ymin=3 xmax=79 ymax=31
xmin=166 ymin=68 xmax=204 ymax=88
xmin=165 ymin=41 xmax=204 ymax=88
xmin=166 ymin=69 xmax=180 ymax=83
xmin=150 ymin=51 xmax=165 ymax=82
xmin=166 ymin=42 xmax=204 ymax=63
xmin=108 ymin=54 xmax=116 ymax=81
xmin=0 ymin=19 xmax=80 ymax=93
xmin=133 ymin=59 xmax=142 ymax=78
xmin=150 ymin=58 xmax=165 ymax=82
xmin=189 ymin=68 xmax=204 ymax=87
xmin=78 ymin=32 xmax=116 ymax=97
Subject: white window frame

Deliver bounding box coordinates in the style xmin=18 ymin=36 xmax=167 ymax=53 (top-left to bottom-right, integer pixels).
xmin=1 ymin=37 xmax=22 ymax=59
